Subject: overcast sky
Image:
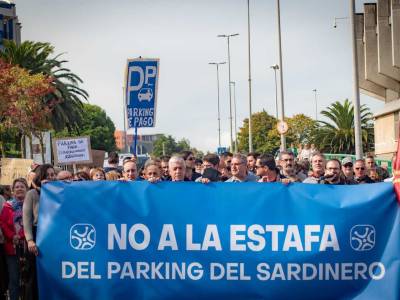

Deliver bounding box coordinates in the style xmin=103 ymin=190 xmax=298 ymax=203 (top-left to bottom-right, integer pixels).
xmin=16 ymin=0 xmax=383 ymax=152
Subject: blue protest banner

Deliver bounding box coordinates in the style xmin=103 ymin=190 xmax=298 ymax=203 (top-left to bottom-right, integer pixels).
xmin=125 ymin=58 xmax=159 ymax=128
xmin=37 ymin=182 xmax=400 ymax=299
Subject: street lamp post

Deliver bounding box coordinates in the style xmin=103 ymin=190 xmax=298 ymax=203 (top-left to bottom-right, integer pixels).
xmin=312 ymin=89 xmax=318 ymax=120
xmin=218 ymin=33 xmax=239 ymax=152
xmin=247 ymin=0 xmax=253 ymax=153
xmin=270 ymin=65 xmax=279 ymax=119
xmin=209 ymin=62 xmax=226 ymax=148
xmin=276 ymin=0 xmax=286 ymax=151
xmin=349 ymin=0 xmax=363 ymax=159
xmin=333 ymin=11 xmax=361 ymax=158
xmin=230 ymin=81 xmax=238 ymax=153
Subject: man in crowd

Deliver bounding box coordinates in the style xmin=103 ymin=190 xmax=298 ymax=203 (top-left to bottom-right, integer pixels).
xmin=365 ymin=155 xmax=389 ymax=181
xmin=256 ymin=154 xmax=280 ymax=182
xmin=169 ymin=156 xmax=186 ymax=182
xmin=247 ymin=152 xmax=259 ymax=174
xmin=353 ymin=159 xmax=375 ymax=184
xmin=225 ymin=154 xmax=258 ymax=182
xmin=320 ymin=159 xmax=348 ymax=185
xmin=220 ymin=152 xmax=233 ymax=170
xmin=341 ymin=157 xmax=354 ymax=182
xmin=104 ymin=152 xmax=122 ymax=175
xmin=279 ymin=151 xmax=301 ymax=182
xmin=303 ymin=153 xmax=326 ymax=184
xmin=160 ymin=156 xmax=171 ymax=181
xmin=194 ymin=158 xmax=203 ymax=174
xmin=122 ymin=160 xmax=138 ymax=181
xmin=196 ymin=154 xmax=221 ymax=183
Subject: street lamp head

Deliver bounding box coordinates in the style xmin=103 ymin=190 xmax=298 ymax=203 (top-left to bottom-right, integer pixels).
xmin=270 ymin=64 xmax=279 ymax=70
xmin=312 ymin=89 xmax=317 ymax=92
xmin=209 ymin=62 xmax=226 ymax=65
xmin=218 ymin=33 xmax=239 ymax=38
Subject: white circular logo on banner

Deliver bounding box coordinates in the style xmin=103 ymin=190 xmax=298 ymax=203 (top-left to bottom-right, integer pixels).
xmin=350 ymin=225 xmax=375 ymax=251
xmin=70 ymin=224 xmax=96 ymax=250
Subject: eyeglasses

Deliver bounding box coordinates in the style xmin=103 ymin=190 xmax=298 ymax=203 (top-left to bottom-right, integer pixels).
xmin=226 ymin=160 xmax=232 ymax=164
xmin=344 ymin=164 xmax=353 ymax=168
xmin=187 ymin=157 xmax=194 ymax=161
xmin=355 ymin=167 xmax=365 ymax=170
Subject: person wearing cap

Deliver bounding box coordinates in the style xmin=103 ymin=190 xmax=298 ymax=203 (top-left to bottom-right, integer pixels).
xmin=256 ymin=155 xmax=281 ymax=182
xmin=341 ymin=157 xmax=354 ymax=182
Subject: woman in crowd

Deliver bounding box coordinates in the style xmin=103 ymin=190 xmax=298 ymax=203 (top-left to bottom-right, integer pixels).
xmin=105 ymin=170 xmax=121 ymax=181
xmin=23 ymin=164 xmax=56 ymax=300
xmin=0 ymin=178 xmax=28 ymax=300
xmin=73 ymin=171 xmax=91 ymax=181
xmin=90 ymin=168 xmax=106 ymax=181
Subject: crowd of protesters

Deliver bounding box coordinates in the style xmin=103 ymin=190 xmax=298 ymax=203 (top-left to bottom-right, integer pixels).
xmin=0 ymin=148 xmax=394 ymax=299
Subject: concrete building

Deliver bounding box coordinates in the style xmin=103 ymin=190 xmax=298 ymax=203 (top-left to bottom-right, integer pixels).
xmin=0 ymin=0 xmax=21 ymax=49
xmin=356 ymin=0 xmax=400 ymax=159
xmin=114 ymin=130 xmax=162 ymax=155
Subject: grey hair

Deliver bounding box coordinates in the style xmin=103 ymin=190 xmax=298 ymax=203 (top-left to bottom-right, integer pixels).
xmin=232 ymin=153 xmax=247 ymax=165
xmin=168 ymin=155 xmax=186 ymax=169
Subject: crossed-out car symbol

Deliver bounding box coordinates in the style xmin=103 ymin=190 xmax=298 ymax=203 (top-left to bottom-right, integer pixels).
xmin=138 ymin=88 xmax=153 ymax=102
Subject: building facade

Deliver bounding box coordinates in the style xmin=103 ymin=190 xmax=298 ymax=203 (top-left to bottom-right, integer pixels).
xmin=0 ymin=0 xmax=21 ymax=49
xmin=114 ymin=130 xmax=162 ymax=155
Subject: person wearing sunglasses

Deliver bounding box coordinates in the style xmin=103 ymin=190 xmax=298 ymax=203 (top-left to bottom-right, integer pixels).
xmin=256 ymin=155 xmax=280 ymax=182
xmin=180 ymin=151 xmax=201 ymax=181
xmin=353 ymin=160 xmax=375 ymax=184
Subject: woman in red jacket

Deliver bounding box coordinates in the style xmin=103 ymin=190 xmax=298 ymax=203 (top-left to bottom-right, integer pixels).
xmin=0 ymin=178 xmax=28 ymax=300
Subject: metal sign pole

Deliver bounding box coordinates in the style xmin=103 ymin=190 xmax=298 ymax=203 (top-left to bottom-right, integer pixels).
xmin=133 ymin=125 xmax=138 ymax=156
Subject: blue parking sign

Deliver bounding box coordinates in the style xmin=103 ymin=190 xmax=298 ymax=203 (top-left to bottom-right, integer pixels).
xmin=125 ymin=58 xmax=159 ymax=128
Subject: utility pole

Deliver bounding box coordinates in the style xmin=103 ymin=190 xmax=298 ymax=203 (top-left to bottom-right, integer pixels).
xmin=350 ymin=0 xmax=363 ymax=159
xmin=218 ymin=33 xmax=239 ymax=151
xmin=276 ymin=0 xmax=286 ymax=151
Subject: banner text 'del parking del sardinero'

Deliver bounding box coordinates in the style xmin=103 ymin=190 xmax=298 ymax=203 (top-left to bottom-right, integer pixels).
xmin=37 ymin=182 xmax=400 ymax=300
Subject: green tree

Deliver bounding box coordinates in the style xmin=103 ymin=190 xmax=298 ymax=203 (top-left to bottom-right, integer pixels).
xmin=238 ymin=111 xmax=319 ymax=155
xmin=267 ymin=114 xmax=318 ymax=148
xmin=152 ymin=135 xmax=196 ymax=157
xmin=53 ymin=104 xmax=116 ymax=152
xmin=314 ymin=99 xmax=374 ymax=154
xmin=0 ymin=40 xmax=88 ymax=132
xmin=237 ymin=111 xmax=278 ymax=153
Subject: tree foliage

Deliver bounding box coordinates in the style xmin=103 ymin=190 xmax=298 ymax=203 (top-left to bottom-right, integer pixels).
xmin=0 ymin=59 xmax=54 ymax=158
xmin=53 ymin=104 xmax=116 ymax=152
xmin=152 ymin=135 xmax=195 ymax=157
xmin=238 ymin=111 xmax=317 ymax=154
xmin=314 ymin=99 xmax=374 ymax=154
xmin=0 ymin=40 xmax=88 ymax=132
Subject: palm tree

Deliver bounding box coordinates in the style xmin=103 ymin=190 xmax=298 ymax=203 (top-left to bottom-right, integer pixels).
xmin=0 ymin=40 xmax=88 ymax=131
xmin=314 ymin=99 xmax=374 ymax=154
